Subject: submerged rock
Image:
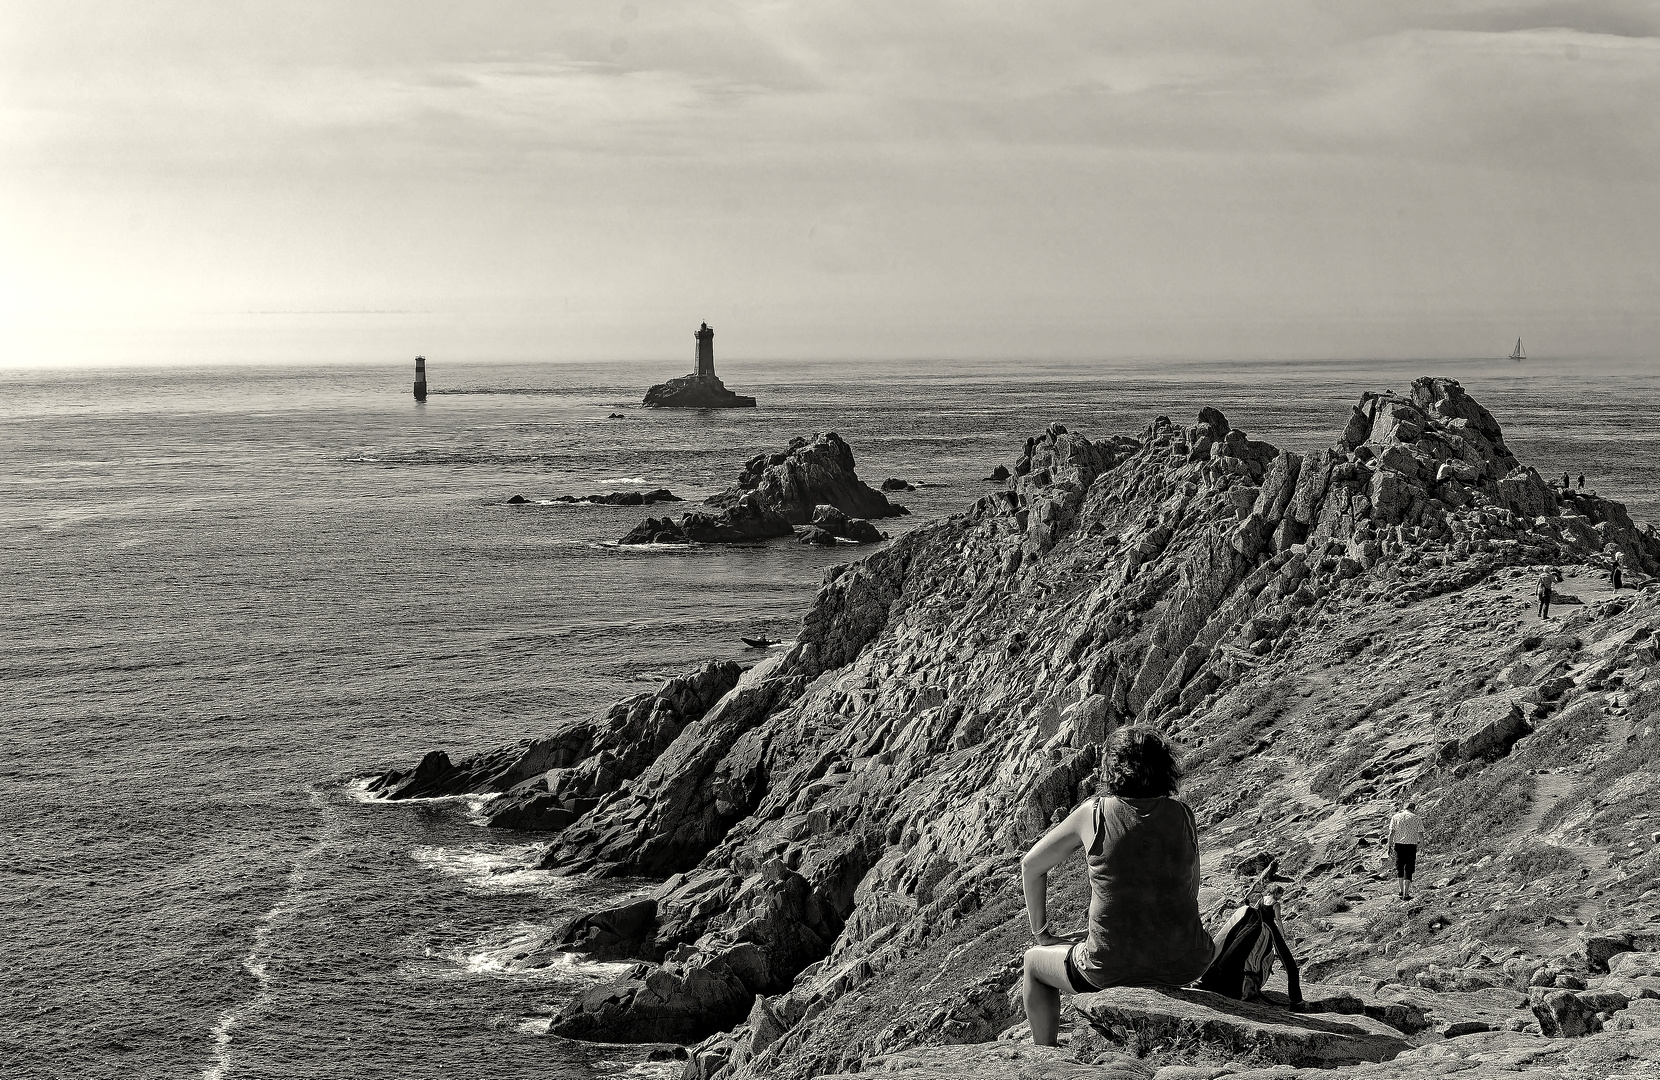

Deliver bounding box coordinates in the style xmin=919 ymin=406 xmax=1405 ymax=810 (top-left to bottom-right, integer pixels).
xmin=558 ymin=489 xmax=681 ymax=506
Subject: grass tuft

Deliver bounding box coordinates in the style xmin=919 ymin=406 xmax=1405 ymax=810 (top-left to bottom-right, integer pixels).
xmin=1422 ymin=763 xmax=1533 ymax=854
xmin=1506 ymin=842 xmax=1577 ymax=879
xmin=1470 ymin=898 xmax=1559 ymax=944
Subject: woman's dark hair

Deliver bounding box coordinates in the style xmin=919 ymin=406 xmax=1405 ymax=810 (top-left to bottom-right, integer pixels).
xmin=1100 ymin=725 xmax=1182 ymax=798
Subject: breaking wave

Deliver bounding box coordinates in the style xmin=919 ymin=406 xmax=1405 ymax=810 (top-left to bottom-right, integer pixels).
xmin=442 ymin=923 xmax=635 ymax=982
xmin=408 ymin=842 xmax=577 ymax=897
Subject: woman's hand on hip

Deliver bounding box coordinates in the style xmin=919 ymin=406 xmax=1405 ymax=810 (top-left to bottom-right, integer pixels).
xmin=1035 ymin=929 xmax=1080 ymax=947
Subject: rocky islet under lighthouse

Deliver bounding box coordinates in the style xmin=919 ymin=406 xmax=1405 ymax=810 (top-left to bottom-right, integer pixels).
xmin=642 ymin=322 xmax=758 ymax=408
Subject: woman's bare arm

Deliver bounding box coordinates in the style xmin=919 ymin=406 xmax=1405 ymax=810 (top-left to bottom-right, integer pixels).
xmin=1020 ymin=802 xmax=1092 ymax=946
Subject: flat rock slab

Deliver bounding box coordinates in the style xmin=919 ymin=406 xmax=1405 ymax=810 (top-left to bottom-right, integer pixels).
xmin=869 ymin=1029 xmax=1655 ymax=1079
xmin=1387 ymin=984 xmax=1530 ymax=1031
xmin=1075 ymin=988 xmax=1411 ymax=1067
xmin=872 ymin=1042 xmax=1153 ymax=1079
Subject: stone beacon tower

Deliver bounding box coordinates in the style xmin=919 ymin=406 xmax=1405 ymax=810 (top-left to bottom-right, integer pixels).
xmin=413 ymin=356 xmax=428 ymax=401
xmin=694 ymin=322 xmax=715 ymax=377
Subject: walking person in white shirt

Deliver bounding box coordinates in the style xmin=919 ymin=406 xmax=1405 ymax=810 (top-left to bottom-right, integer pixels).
xmin=1387 ymin=802 xmax=1423 ymax=900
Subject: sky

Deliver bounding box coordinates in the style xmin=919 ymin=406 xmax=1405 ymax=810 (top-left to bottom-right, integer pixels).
xmin=2 ymin=1 xmax=1658 ymax=367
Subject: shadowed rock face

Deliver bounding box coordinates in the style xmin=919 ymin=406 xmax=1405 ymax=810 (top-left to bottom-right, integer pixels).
xmin=706 ymin=432 xmax=907 ymax=524
xmin=643 ymin=373 xmax=756 ymax=409
xmin=369 ymin=378 xmax=1660 ymax=1072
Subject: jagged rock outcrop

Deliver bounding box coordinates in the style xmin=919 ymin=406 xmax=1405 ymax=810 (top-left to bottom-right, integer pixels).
xmin=367 ymin=661 xmax=741 ymax=805
xmin=706 ymin=433 xmax=907 ymax=524
xmin=618 ymin=433 xmax=903 ymax=544
xmin=371 ymin=377 xmax=1660 ymax=1076
xmin=799 ymin=506 xmax=886 ymax=546
xmin=644 ymin=374 xmax=757 ymax=409
xmin=619 ymin=494 xmax=795 ymax=545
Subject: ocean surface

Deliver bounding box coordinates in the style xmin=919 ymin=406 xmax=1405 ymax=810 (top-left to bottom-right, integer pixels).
xmin=2 ymin=356 xmax=1656 ymax=1080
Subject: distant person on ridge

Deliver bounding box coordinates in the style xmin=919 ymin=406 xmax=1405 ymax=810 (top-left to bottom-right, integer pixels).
xmin=1387 ymin=801 xmax=1422 ymax=900
xmin=1612 ymin=560 xmax=1624 ymax=591
xmin=1561 ymin=472 xmax=1571 ymax=489
xmin=1578 ymin=474 xmax=1586 ymax=489
xmin=1537 ymin=571 xmax=1555 ymax=620
xmin=1018 ymin=726 xmax=1214 ymax=1047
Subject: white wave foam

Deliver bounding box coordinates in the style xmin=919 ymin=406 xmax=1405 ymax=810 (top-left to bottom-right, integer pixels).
xmin=517 ymin=1017 xmax=553 ymax=1035
xmin=593 ymin=1061 xmax=680 ymax=1078
xmin=203 ymin=788 xmax=333 ymax=1080
xmin=408 ymin=842 xmax=580 ymax=896
xmin=449 ymin=922 xmax=635 ymax=982
xmin=595 ymin=476 xmax=650 ymax=484
xmin=349 ymin=780 xmax=499 ymax=821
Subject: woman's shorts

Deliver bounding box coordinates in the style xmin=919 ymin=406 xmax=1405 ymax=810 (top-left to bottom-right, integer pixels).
xmin=1065 ymin=941 xmax=1101 ymax=993
xmin=1394 ymin=843 xmax=1417 ymax=879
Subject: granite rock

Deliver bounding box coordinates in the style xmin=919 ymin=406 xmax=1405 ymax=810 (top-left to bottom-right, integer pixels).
xmin=707 ymin=433 xmax=907 ymax=524
xmin=643 ymin=373 xmax=757 ymax=409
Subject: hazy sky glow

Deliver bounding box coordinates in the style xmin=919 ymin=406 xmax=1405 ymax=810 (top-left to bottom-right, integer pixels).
xmin=3 ymin=1 xmax=1658 ymax=366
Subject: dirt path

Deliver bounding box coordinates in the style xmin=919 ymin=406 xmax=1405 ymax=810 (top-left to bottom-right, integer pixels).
xmin=1521 ymin=771 xmax=1578 ymax=835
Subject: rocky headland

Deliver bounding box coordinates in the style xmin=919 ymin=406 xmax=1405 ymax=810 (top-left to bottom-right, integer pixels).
xmin=370 ymin=378 xmax=1660 ymax=1079
xmin=619 ymin=432 xmax=903 ymax=546
xmin=644 ymin=374 xmax=758 ymax=409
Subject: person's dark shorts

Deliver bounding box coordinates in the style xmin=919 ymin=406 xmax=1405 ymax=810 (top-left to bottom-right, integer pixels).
xmin=1394 ymin=843 xmax=1418 ymax=879
xmin=1065 ymin=942 xmax=1100 ymax=993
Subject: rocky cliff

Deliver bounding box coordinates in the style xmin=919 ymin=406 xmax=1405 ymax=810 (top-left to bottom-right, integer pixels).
xmin=370 ymin=378 xmax=1660 ymax=1078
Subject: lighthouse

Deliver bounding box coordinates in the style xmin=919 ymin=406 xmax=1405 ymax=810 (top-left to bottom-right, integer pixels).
xmin=641 ymin=321 xmax=755 ymax=408
xmin=413 ymin=356 xmax=427 ymax=401
xmin=694 ymin=323 xmax=715 ymax=377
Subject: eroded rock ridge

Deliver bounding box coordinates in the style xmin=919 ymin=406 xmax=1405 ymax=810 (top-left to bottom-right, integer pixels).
xmin=370 ymin=378 xmax=1660 ymax=1078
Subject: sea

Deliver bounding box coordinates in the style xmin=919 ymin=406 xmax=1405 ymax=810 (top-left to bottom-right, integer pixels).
xmin=2 ymin=356 xmax=1656 ymax=1080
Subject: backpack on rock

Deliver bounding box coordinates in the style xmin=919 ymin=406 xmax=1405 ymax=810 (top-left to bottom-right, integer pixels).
xmin=1198 ymin=897 xmax=1302 ymax=1005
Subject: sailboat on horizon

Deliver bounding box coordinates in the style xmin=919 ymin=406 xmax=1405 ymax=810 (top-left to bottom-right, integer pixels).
xmin=1510 ymin=338 xmax=1526 ymax=361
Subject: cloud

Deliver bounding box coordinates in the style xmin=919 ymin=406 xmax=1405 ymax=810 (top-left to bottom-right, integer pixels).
xmin=1 ymin=1 xmax=1656 ymax=364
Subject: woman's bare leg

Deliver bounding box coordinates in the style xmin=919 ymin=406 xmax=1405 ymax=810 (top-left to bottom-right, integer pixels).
xmin=1023 ymin=945 xmax=1074 ymax=1046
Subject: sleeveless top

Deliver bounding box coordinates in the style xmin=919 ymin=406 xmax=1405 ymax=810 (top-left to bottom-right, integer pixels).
xmin=1069 ymin=795 xmax=1215 ymax=989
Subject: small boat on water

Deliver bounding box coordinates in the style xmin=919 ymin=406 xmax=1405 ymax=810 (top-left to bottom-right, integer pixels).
xmin=1510 ymin=338 xmax=1526 ymax=361
xmin=742 ymin=637 xmax=780 ymax=649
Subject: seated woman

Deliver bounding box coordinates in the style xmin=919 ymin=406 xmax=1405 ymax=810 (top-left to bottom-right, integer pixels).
xmin=1020 ymin=725 xmax=1214 ymax=1046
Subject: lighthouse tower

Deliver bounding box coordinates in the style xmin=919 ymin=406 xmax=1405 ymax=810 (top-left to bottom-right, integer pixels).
xmin=413 ymin=356 xmax=428 ymax=401
xmin=694 ymin=322 xmax=715 ymax=377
